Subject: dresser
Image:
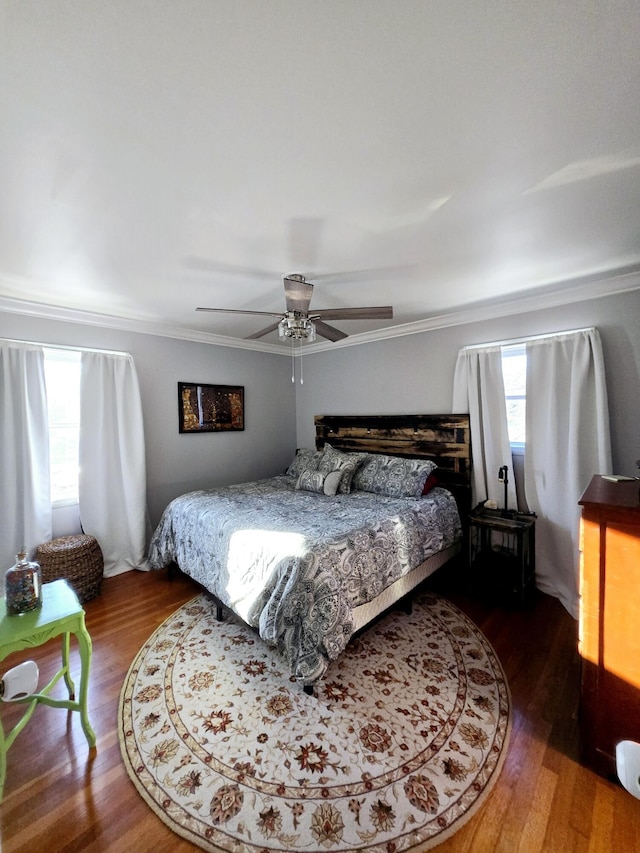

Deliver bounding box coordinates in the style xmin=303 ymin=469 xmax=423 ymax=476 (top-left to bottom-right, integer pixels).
xmin=578 ymin=475 xmax=640 ymax=778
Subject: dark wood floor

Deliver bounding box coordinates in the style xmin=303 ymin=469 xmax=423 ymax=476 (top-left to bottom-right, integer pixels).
xmin=1 ymin=567 xmax=639 ymax=852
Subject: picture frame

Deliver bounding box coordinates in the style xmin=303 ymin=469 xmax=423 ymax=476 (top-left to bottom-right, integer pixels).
xmin=178 ymin=382 xmax=244 ymax=433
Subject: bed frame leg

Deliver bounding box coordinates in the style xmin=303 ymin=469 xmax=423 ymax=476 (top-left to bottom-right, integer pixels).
xmin=303 ymin=684 xmax=314 ymax=696
xmin=203 ymin=592 xmax=225 ymax=621
xmin=403 ymin=596 xmax=413 ymax=615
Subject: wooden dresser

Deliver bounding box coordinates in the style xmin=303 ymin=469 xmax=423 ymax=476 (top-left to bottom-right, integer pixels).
xmin=578 ymin=475 xmax=640 ymax=778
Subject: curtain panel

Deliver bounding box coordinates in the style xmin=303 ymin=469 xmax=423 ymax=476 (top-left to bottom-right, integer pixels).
xmin=453 ymin=327 xmax=612 ymax=618
xmin=523 ymin=328 xmax=612 ymax=617
xmin=0 ymin=342 xmax=51 ymax=578
xmin=79 ymin=351 xmax=149 ymax=576
xmin=452 ymin=345 xmax=516 ymax=509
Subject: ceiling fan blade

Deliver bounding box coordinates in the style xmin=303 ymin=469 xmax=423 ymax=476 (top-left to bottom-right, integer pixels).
xmin=314 ymin=319 xmax=348 ymax=342
xmin=196 ymin=307 xmax=283 ymax=317
xmin=313 ymin=264 xmax=420 ymax=285
xmin=312 ymin=306 xmax=394 ymax=321
xmin=244 ymin=321 xmax=282 ymax=340
xmin=284 ymin=276 xmax=314 ymax=314
xmin=184 ymin=257 xmax=278 ymax=279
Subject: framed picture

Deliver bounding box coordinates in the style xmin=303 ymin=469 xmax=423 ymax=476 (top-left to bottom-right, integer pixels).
xmin=178 ymin=382 xmax=244 ymax=433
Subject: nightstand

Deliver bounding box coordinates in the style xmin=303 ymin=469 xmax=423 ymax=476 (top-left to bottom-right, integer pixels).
xmin=468 ymin=504 xmax=536 ymax=606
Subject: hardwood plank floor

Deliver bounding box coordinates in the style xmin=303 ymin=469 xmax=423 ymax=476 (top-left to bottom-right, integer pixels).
xmin=1 ymin=567 xmax=638 ymax=852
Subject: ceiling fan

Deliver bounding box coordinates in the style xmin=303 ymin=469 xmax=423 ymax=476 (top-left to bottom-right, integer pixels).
xmin=196 ymin=274 xmax=393 ymax=342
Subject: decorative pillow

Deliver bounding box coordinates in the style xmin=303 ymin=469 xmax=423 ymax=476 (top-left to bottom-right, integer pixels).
xmin=286 ymin=448 xmax=323 ymax=479
xmin=352 ymin=454 xmax=438 ymax=498
xmin=295 ymin=468 xmax=343 ymax=496
xmin=421 ymin=471 xmax=439 ymax=495
xmin=296 ymin=469 xmax=326 ymax=494
xmin=323 ymin=469 xmax=343 ymax=497
xmin=318 ymin=444 xmax=367 ymax=494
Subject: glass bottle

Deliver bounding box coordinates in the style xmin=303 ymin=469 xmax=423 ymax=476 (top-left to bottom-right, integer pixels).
xmin=4 ymin=549 xmax=43 ymax=615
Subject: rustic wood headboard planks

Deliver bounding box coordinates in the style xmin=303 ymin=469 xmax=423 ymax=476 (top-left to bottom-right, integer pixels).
xmin=314 ymin=413 xmax=471 ymax=517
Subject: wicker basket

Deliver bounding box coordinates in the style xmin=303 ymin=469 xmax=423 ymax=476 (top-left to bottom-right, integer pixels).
xmin=36 ymin=534 xmax=104 ymax=603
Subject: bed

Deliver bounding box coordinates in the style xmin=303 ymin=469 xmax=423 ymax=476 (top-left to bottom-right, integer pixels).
xmin=148 ymin=413 xmax=471 ymax=689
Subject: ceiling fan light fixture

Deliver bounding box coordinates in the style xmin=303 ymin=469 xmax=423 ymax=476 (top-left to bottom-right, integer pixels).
xmin=278 ymin=314 xmax=316 ymax=342
xmin=196 ymin=272 xmax=392 ymax=342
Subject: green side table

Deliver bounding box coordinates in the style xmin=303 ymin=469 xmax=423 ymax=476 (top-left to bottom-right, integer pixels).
xmin=0 ymin=579 xmax=96 ymax=800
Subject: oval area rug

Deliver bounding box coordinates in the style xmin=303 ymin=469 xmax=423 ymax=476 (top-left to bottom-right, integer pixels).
xmin=119 ymin=592 xmax=511 ymax=852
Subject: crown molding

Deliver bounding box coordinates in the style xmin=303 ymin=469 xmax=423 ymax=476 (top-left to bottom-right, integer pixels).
xmin=1 ymin=266 xmax=639 ymax=357
xmin=302 ymin=266 xmax=640 ymax=353
xmin=0 ymin=294 xmax=285 ymax=354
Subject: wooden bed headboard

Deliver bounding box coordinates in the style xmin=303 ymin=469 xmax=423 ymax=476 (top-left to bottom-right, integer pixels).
xmin=314 ymin=413 xmax=472 ymax=517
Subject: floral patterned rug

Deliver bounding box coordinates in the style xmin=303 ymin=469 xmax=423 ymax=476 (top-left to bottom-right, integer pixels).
xmin=118 ymin=592 xmax=511 ymax=852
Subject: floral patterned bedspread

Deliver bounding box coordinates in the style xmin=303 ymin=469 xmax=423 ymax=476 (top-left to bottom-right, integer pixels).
xmin=148 ymin=475 xmax=461 ymax=684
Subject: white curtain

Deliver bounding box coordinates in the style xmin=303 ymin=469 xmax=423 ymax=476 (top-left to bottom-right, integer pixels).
xmin=79 ymin=351 xmax=149 ymax=576
xmin=524 ymin=328 xmax=611 ymax=618
xmin=453 ymin=345 xmax=516 ymax=509
xmin=0 ymin=342 xmax=51 ymax=577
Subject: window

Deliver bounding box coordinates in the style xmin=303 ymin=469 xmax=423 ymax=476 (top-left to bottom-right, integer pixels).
xmin=501 ymin=344 xmax=526 ymax=453
xmin=43 ymin=348 xmax=81 ymax=505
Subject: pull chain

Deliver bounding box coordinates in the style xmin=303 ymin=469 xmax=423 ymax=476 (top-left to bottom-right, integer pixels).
xmin=290 ymin=339 xmax=305 ymax=384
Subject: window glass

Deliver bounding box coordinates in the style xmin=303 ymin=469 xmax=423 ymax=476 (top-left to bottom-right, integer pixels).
xmin=44 ymin=348 xmax=81 ymax=505
xmin=501 ymin=344 xmax=526 ymax=450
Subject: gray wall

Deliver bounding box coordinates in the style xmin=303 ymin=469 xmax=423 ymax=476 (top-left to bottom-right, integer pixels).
xmin=2 ymin=285 xmax=638 ymax=545
xmin=0 ymin=313 xmax=297 ymax=530
xmin=295 ymin=288 xmax=640 ymax=478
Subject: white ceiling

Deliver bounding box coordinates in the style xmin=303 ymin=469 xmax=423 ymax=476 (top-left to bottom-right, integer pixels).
xmin=2 ymin=1 xmax=640 ymax=350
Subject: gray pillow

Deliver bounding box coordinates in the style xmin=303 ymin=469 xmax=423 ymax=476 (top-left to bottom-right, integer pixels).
xmin=295 ymin=468 xmax=343 ymax=496
xmin=351 ymin=454 xmax=437 ymax=498
xmin=323 ymin=469 xmax=343 ymax=496
xmin=296 ymin=469 xmax=326 ymax=493
xmin=286 ymin=448 xmax=323 ymax=479
xmin=318 ymin=444 xmax=367 ymax=494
